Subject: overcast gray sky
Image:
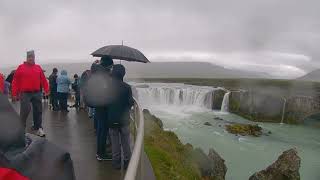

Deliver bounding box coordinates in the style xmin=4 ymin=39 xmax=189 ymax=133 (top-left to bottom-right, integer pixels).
xmin=1 ymin=0 xmax=320 ymax=78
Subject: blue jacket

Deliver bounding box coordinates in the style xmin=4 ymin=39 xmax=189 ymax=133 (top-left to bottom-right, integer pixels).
xmin=56 ymin=70 xmax=71 ymax=93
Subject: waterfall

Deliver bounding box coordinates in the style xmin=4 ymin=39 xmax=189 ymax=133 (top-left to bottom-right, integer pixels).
xmin=221 ymin=92 xmax=230 ymax=112
xmin=135 ymin=83 xmax=216 ymax=109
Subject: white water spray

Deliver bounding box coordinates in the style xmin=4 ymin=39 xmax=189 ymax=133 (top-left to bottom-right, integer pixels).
xmin=221 ymin=92 xmax=230 ymax=112
xmin=134 ymin=83 xmax=217 ymax=110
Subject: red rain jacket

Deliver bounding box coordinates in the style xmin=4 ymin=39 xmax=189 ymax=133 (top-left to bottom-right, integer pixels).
xmin=0 ymin=168 xmax=30 ymax=180
xmin=0 ymin=73 xmax=4 ymax=94
xmin=11 ymin=62 xmax=49 ymax=97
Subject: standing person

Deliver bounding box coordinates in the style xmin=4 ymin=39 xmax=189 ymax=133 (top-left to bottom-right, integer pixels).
xmin=56 ymin=70 xmax=71 ymax=112
xmin=5 ymin=70 xmax=15 ymax=84
xmin=71 ymin=74 xmax=80 ymax=108
xmin=80 ymin=69 xmax=91 ymax=110
xmin=108 ymin=64 xmax=134 ymax=170
xmin=0 ymin=73 xmax=4 ymax=94
xmin=5 ymin=70 xmax=15 ymax=97
xmin=83 ymin=56 xmax=113 ymax=161
xmin=48 ymin=68 xmax=59 ymax=111
xmin=11 ymin=50 xmax=49 ymax=137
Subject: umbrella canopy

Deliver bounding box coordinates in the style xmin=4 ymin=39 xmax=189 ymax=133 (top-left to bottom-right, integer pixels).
xmin=91 ymin=45 xmax=150 ymax=63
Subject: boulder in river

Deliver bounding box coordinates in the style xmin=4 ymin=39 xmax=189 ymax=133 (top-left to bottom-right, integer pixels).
xmin=249 ymin=148 xmax=301 ymax=180
xmin=225 ymin=123 xmax=262 ymax=137
xmin=204 ymin=122 xmax=213 ymax=126
xmin=214 ymin=117 xmax=224 ymax=121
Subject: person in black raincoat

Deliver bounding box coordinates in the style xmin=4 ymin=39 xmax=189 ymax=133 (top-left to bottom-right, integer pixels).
xmin=108 ymin=64 xmax=134 ymax=170
xmin=48 ymin=68 xmax=59 ymax=111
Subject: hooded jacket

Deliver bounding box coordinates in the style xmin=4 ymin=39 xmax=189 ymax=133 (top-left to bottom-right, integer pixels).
xmin=48 ymin=72 xmax=58 ymax=92
xmin=11 ymin=63 xmax=49 ymax=97
xmin=0 ymin=73 xmax=4 ymax=94
xmin=56 ymin=70 xmax=71 ymax=93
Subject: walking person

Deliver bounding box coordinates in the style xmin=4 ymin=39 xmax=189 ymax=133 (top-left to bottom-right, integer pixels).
xmin=108 ymin=64 xmax=134 ymax=170
xmin=48 ymin=68 xmax=59 ymax=111
xmin=11 ymin=50 xmax=49 ymax=137
xmin=57 ymin=70 xmax=71 ymax=112
xmin=71 ymin=74 xmax=80 ymax=108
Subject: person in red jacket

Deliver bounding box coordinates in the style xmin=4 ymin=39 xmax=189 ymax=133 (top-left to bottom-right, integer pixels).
xmin=0 ymin=73 xmax=4 ymax=94
xmin=12 ymin=50 xmax=49 ymax=137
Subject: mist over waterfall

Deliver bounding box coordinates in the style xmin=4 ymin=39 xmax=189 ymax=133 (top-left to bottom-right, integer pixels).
xmin=134 ymin=83 xmax=218 ymax=110
xmin=221 ymin=92 xmax=230 ymax=112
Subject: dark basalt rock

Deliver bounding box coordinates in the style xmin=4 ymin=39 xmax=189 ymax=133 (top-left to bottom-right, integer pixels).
xmin=204 ymin=122 xmax=213 ymax=126
xmin=214 ymin=117 xmax=224 ymax=121
xmin=191 ymin=148 xmax=227 ymax=180
xmin=249 ymin=149 xmax=301 ymax=180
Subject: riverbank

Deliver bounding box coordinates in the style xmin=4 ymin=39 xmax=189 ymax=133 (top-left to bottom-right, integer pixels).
xmin=144 ymin=109 xmax=227 ymax=180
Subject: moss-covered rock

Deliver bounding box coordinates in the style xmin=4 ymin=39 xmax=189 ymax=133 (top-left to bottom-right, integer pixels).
xmin=144 ymin=109 xmax=227 ymax=180
xmin=225 ymin=123 xmax=262 ymax=137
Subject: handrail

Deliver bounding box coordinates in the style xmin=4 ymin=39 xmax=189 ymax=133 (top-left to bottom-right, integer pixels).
xmin=124 ymin=97 xmax=145 ymax=180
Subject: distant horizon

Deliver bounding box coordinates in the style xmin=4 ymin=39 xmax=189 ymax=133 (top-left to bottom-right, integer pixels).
xmin=1 ymin=60 xmax=312 ymax=80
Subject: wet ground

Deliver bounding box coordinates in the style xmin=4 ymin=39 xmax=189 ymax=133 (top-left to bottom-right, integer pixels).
xmin=12 ymin=102 xmax=124 ymax=180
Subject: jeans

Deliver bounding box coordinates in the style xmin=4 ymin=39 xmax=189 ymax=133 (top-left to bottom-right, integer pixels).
xmin=50 ymin=91 xmax=59 ymax=110
xmin=58 ymin=92 xmax=68 ymax=111
xmin=20 ymin=92 xmax=43 ymax=131
xmin=109 ymin=126 xmax=132 ymax=166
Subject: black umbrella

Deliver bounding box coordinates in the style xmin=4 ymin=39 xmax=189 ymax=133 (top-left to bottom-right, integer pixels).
xmin=91 ymin=45 xmax=150 ymax=63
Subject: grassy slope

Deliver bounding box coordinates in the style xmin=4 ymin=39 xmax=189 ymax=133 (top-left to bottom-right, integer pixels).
xmin=144 ymin=111 xmax=202 ymax=180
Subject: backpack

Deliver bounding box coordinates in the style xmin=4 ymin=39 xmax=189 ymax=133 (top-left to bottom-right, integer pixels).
xmin=81 ymin=65 xmax=115 ymax=108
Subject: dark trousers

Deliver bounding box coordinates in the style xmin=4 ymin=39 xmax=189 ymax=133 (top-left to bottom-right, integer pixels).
xmin=58 ymin=93 xmax=68 ymax=111
xmin=50 ymin=91 xmax=59 ymax=110
xmin=96 ymin=108 xmax=110 ymax=156
xmin=109 ymin=126 xmax=131 ymax=166
xmin=20 ymin=92 xmax=43 ymax=131
xmin=75 ymin=93 xmax=80 ymax=107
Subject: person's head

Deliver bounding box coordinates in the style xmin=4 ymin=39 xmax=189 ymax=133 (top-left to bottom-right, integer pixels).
xmin=74 ymin=74 xmax=78 ymax=79
xmin=53 ymin=68 xmax=58 ymax=74
xmin=26 ymin=50 xmax=35 ymax=65
xmin=61 ymin=70 xmax=67 ymax=76
xmin=100 ymin=56 xmax=114 ymax=70
xmin=112 ymin=64 xmax=126 ymax=81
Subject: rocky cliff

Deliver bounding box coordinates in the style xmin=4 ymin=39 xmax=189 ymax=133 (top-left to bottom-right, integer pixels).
xmin=144 ymin=109 xmax=227 ymax=180
xmin=249 ymin=149 xmax=301 ymax=180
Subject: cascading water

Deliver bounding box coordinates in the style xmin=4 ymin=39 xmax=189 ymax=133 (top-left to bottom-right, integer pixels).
xmin=134 ymin=83 xmax=217 ymax=110
xmin=221 ymin=92 xmax=230 ymax=112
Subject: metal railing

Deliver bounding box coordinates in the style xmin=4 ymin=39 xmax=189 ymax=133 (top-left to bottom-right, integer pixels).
xmin=124 ymin=98 xmax=145 ymax=180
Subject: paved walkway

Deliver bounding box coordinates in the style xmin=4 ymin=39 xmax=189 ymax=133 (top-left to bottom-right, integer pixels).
xmin=12 ymin=102 xmax=124 ymax=180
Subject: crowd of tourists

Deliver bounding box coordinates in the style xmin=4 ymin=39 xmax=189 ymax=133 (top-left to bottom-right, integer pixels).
xmin=0 ymin=50 xmax=134 ymax=170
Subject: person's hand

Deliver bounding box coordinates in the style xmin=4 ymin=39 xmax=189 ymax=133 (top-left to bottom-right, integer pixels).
xmin=45 ymin=92 xmax=50 ymax=96
xmin=12 ymin=96 xmax=18 ymax=102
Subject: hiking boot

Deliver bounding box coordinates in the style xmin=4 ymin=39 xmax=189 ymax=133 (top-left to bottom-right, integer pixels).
xmin=35 ymin=128 xmax=46 ymax=137
xmin=96 ymin=154 xmax=112 ymax=161
xmin=123 ymin=160 xmax=130 ymax=170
